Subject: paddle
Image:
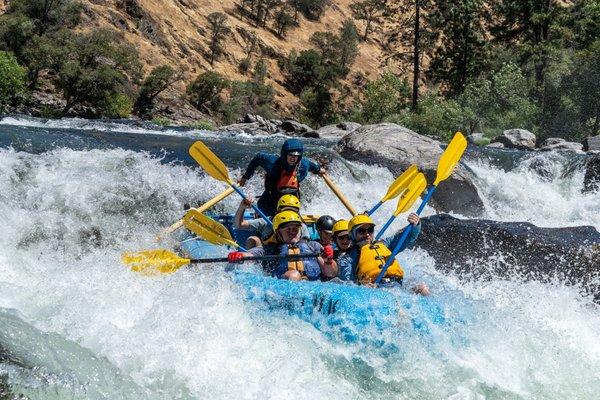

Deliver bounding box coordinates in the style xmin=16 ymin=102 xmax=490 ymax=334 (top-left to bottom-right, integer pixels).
xmin=183 ymin=209 xmax=247 ymax=251
xmin=321 ymin=173 xmax=358 ymax=216
xmin=189 ymin=141 xmax=272 ymax=227
xmin=367 ymin=165 xmax=419 ymax=216
xmin=122 ymin=249 xmax=320 ymax=275
xmin=374 ymin=172 xmax=427 ymax=240
xmin=374 ymin=132 xmax=467 ymax=284
xmin=155 ymin=187 xmax=235 ymax=241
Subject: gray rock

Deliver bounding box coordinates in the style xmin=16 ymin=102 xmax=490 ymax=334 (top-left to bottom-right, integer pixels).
xmin=335 ymin=123 xmax=484 ymax=216
xmin=315 ymin=124 xmax=346 ymax=139
xmin=279 ymin=120 xmax=315 ymax=136
xmin=337 ymin=121 xmax=362 ymax=131
xmin=314 ymin=121 xmax=361 ymax=139
xmin=467 ymin=133 xmax=484 ymax=143
xmin=583 ymin=154 xmax=600 ymax=193
xmin=486 ymin=142 xmax=505 ymax=148
xmin=538 ymin=137 xmax=584 ymax=153
xmin=584 ymin=135 xmax=600 ymax=152
xmin=491 ymin=128 xmax=536 ymax=150
xmin=239 ymin=114 xmax=278 ymax=133
xmin=218 ymin=122 xmax=270 ymax=136
xmin=418 ymin=214 xmax=600 ymax=302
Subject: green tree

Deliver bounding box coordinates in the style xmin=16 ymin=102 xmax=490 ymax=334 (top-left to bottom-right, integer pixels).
xmin=301 ymin=86 xmax=333 ymax=126
xmin=206 ymin=12 xmax=232 ymax=65
xmin=337 ymin=19 xmax=359 ymax=75
xmin=350 ymin=0 xmax=389 ymax=40
xmin=426 ymin=0 xmax=486 ymax=95
xmin=134 ymin=65 xmax=180 ymax=116
xmin=274 ymin=6 xmax=296 ymax=37
xmin=280 ymin=49 xmax=330 ymax=94
xmin=291 ymin=0 xmax=330 ymax=21
xmin=51 ymin=29 xmax=141 ymax=116
xmin=187 ymin=70 xmax=230 ymax=113
xmin=359 ymin=72 xmax=410 ymax=123
xmin=458 ymin=63 xmax=539 ymax=135
xmin=0 ymin=51 xmax=27 ymax=109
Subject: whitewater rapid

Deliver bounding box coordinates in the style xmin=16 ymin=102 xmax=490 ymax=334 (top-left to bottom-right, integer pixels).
xmin=1 ymin=118 xmax=599 ymax=399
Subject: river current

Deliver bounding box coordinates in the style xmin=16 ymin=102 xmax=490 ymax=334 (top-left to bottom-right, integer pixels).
xmin=0 ymin=116 xmax=599 ymax=399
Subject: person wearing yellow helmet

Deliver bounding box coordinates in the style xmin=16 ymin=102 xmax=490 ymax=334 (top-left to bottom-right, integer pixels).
xmin=227 ymin=210 xmax=337 ymax=281
xmin=337 ymin=212 xmax=429 ymax=295
xmin=332 ymin=219 xmax=352 ymax=259
xmin=233 ymin=194 xmax=309 ymax=248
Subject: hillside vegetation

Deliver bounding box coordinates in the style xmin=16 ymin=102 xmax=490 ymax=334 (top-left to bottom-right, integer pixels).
xmin=1 ymin=0 xmax=599 ymax=142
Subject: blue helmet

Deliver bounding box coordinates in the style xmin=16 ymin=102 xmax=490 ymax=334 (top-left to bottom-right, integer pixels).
xmin=281 ymin=139 xmax=304 ymax=157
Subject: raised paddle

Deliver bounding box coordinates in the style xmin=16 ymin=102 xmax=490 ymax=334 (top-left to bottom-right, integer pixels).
xmin=367 ymin=165 xmax=419 ymax=216
xmin=321 ymin=173 xmax=358 ymax=216
xmin=155 ymin=187 xmax=235 ymax=241
xmin=189 ymin=141 xmax=272 ymax=227
xmin=374 ymin=172 xmax=427 ymax=240
xmin=183 ymin=209 xmax=247 ymax=250
xmin=122 ymin=249 xmax=320 ymax=275
xmin=374 ymin=132 xmax=468 ymax=284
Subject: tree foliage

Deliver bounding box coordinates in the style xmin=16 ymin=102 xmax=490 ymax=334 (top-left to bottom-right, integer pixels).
xmin=0 ymin=51 xmax=27 ymax=109
xmin=134 ymin=65 xmax=180 ymax=116
xmin=187 ymin=70 xmax=230 ymax=113
xmin=350 ymin=0 xmax=389 ymax=40
xmin=207 ymin=12 xmax=232 ymax=65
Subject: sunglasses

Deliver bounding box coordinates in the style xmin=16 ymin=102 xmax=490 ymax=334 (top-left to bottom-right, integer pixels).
xmin=356 ymin=226 xmax=374 ymax=235
xmin=336 ymin=234 xmax=351 ymax=241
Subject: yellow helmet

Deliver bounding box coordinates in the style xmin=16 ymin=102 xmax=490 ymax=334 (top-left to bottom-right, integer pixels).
xmin=348 ymin=214 xmax=375 ymax=236
xmin=332 ymin=220 xmax=349 ymax=236
xmin=272 ymin=210 xmax=302 ymax=231
xmin=277 ymin=194 xmax=300 ymax=211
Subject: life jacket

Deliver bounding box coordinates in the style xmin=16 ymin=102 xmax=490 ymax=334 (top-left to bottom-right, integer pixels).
xmin=355 ymin=241 xmax=404 ymax=284
xmin=278 ymin=242 xmax=320 ymax=280
xmin=276 ymin=164 xmax=299 ymax=195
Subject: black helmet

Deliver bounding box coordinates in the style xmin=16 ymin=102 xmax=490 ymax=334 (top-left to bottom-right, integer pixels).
xmin=316 ymin=215 xmax=335 ymax=232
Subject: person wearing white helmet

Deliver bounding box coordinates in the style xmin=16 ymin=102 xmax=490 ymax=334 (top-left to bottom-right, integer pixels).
xmin=337 ymin=212 xmax=429 ymax=295
xmin=228 ymin=210 xmax=337 ymax=281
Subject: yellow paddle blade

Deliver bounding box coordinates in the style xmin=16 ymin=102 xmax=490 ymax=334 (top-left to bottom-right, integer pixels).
xmin=183 ymin=209 xmax=240 ymax=248
xmin=122 ymin=249 xmax=190 ymax=275
xmin=381 ymin=165 xmax=418 ymax=202
xmin=434 ymin=132 xmax=467 ymax=186
xmin=189 ymin=141 xmax=232 ymax=184
xmin=393 ymin=172 xmax=427 ymax=216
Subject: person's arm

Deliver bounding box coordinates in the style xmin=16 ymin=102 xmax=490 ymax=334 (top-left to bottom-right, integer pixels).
xmin=241 ymin=152 xmax=272 ymax=181
xmin=304 ymin=157 xmax=323 ymax=175
xmin=233 ymin=198 xmax=253 ymax=229
xmin=227 ymin=246 xmax=263 ymax=263
xmin=385 ymin=214 xmax=422 ymax=252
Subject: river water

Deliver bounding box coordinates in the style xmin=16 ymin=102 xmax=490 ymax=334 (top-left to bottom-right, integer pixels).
xmin=1 ymin=116 xmax=599 ymax=399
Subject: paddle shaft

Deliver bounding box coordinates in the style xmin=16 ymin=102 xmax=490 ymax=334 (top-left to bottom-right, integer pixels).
xmin=374 ymin=185 xmax=436 ymax=284
xmin=189 ymin=252 xmax=320 ymax=264
xmin=367 ymin=201 xmax=383 ymax=216
xmin=322 ymin=174 xmax=357 ymax=216
xmin=158 ymin=187 xmax=235 ymax=239
xmin=230 ymin=183 xmax=273 ymax=227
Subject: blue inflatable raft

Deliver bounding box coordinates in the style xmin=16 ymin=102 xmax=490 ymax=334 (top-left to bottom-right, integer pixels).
xmin=177 ymin=213 xmax=455 ymax=345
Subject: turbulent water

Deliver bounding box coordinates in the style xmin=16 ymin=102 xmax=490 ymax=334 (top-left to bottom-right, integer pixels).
xmin=1 ymin=116 xmax=599 ymax=399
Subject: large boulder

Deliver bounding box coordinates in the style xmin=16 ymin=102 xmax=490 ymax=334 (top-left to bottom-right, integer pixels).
xmin=583 ymin=135 xmax=600 ymax=152
xmin=335 ymin=123 xmax=484 ymax=216
xmin=583 ymin=154 xmax=600 ymax=193
xmin=218 ymin=122 xmax=271 ymax=136
xmin=280 ymin=120 xmax=316 ymax=137
xmin=418 ymin=214 xmax=600 ymax=301
xmin=538 ymin=137 xmax=584 ymax=153
xmin=315 ymin=122 xmax=362 ymax=139
xmin=491 ymin=128 xmax=536 ymax=150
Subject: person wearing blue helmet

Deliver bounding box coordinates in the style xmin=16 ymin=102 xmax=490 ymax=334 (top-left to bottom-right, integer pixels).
xmin=238 ymin=138 xmax=325 ymax=216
